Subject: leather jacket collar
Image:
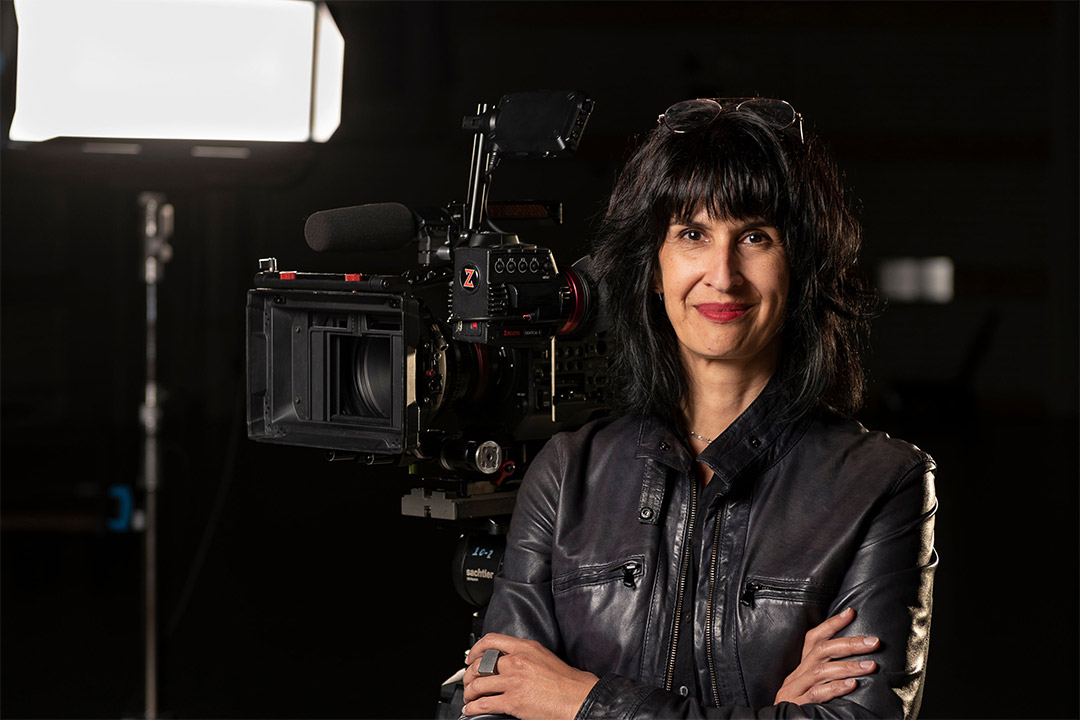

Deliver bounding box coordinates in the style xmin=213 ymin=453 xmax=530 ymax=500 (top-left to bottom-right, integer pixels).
xmin=634 ymin=378 xmax=814 ymax=517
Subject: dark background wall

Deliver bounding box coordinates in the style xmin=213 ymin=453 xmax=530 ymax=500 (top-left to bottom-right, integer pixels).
xmin=1 ymin=2 xmax=1077 ymax=718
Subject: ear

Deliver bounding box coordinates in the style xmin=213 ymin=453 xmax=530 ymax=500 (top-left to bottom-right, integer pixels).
xmin=651 ymin=266 xmax=664 ymax=295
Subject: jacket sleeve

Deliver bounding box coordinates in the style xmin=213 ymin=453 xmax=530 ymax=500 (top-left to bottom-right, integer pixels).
xmin=576 ymin=455 xmax=938 ymax=720
xmin=482 ymin=436 xmax=566 ymax=654
xmin=816 ymin=454 xmax=938 ymax=718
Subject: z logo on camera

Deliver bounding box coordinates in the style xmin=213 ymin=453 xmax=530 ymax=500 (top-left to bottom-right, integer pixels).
xmin=460 ymin=265 xmax=480 ymax=292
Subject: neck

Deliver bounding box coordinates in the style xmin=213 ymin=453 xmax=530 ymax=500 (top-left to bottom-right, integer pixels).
xmin=681 ymin=349 xmax=777 ymax=443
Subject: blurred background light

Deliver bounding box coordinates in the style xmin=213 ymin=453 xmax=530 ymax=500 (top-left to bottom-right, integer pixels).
xmin=9 ymin=0 xmax=343 ymax=143
xmin=878 ymin=256 xmax=955 ymax=303
xmin=311 ymin=2 xmax=344 ymax=143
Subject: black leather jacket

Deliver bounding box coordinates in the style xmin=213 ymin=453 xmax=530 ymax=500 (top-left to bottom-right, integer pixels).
xmin=483 ymin=389 xmax=937 ymax=719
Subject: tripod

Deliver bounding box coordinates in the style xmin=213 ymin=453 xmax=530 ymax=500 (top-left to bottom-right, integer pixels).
xmin=138 ymin=192 xmax=174 ymax=719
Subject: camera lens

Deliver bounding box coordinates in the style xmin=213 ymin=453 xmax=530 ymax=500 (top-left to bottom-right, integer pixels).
xmin=346 ymin=336 xmax=393 ymax=419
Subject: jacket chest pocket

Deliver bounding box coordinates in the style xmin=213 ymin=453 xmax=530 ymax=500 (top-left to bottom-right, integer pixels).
xmin=553 ymin=555 xmax=646 ymax=594
xmin=739 ymin=575 xmax=837 ymax=608
xmin=552 ymin=555 xmax=647 ymax=677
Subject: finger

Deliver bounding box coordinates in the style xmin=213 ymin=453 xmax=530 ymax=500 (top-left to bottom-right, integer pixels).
xmin=777 ymin=657 xmax=876 ymax=703
xmin=463 ymin=639 xmax=542 ymax=687
xmin=808 ymin=634 xmax=880 ymax=662
xmin=468 ymin=632 xmax=530 ymax=658
xmin=462 ymin=693 xmax=513 ymax=719
xmin=802 ymin=677 xmax=860 ymax=704
xmin=803 ymin=607 xmax=856 ymax=646
xmin=462 ymin=655 xmax=505 ymax=687
xmin=462 ymin=655 xmax=496 ymax=687
xmin=806 ymin=659 xmax=877 ymax=684
xmin=463 ymin=633 xmax=522 ymax=685
xmin=462 ymin=674 xmax=511 ymax=702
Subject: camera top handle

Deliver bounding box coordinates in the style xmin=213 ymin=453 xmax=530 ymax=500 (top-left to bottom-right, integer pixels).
xmin=461 ymin=91 xmax=593 ymax=234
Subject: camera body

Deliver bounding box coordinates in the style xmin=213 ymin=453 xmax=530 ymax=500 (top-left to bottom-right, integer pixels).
xmin=245 ymin=255 xmax=606 ymax=460
xmin=246 ymin=91 xmax=608 ymax=497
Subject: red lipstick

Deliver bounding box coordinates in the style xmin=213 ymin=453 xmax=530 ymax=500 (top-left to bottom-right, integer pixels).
xmin=696 ymin=303 xmax=751 ymax=323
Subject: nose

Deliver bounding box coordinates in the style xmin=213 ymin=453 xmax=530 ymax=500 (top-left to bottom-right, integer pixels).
xmin=702 ymin=243 xmax=742 ymax=291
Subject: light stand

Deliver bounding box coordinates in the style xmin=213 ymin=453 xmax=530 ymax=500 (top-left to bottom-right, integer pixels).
xmin=138 ymin=192 xmax=173 ymax=720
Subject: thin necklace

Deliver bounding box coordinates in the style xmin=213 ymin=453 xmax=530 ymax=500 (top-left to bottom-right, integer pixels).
xmin=689 ymin=430 xmax=713 ymax=444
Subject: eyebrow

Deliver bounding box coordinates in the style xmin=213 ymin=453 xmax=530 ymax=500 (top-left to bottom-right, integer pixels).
xmin=668 ymin=215 xmax=776 ymax=230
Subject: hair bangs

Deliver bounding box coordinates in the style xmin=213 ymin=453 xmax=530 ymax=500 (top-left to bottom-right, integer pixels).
xmin=661 ymin=129 xmax=789 ymax=229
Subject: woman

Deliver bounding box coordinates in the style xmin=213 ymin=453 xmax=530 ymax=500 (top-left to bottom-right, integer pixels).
xmin=460 ymin=98 xmax=937 ymax=719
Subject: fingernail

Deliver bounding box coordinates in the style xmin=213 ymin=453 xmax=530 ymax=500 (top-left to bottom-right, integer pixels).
xmin=863 ymin=636 xmax=879 ymax=646
xmin=844 ymin=607 xmax=855 ymax=615
xmin=860 ymin=661 xmax=875 ymax=669
xmin=844 ymin=678 xmax=856 ymax=687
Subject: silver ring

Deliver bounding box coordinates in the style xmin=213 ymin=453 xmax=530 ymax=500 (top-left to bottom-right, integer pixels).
xmin=477 ymin=648 xmax=501 ymax=676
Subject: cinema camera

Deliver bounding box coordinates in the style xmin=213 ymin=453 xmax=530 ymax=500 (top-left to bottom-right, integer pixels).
xmin=246 ymin=91 xmax=609 ymax=531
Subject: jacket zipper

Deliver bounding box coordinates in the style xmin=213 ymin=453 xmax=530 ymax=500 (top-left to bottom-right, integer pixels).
xmin=704 ymin=505 xmax=724 ymax=705
xmin=664 ymin=475 xmax=698 ymax=692
xmin=739 ymin=578 xmax=835 ymax=607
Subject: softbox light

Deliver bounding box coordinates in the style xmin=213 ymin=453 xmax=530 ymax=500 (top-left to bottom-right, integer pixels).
xmin=9 ymin=0 xmax=344 ymax=144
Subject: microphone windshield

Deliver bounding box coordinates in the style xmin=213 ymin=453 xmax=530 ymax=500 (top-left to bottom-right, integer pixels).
xmin=304 ymin=202 xmax=418 ymax=253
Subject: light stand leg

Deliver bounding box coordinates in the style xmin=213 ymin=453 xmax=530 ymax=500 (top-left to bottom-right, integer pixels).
xmin=138 ymin=193 xmax=173 ymax=720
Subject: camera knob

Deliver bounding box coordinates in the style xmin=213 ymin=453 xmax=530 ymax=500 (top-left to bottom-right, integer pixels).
xmin=473 ymin=440 xmax=502 ymax=474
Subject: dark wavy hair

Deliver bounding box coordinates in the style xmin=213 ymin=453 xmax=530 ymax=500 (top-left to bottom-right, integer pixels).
xmin=590 ymin=106 xmax=877 ymax=426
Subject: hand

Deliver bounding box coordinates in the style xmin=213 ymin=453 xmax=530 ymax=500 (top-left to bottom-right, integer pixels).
xmin=461 ymin=633 xmax=599 ymax=720
xmin=774 ymin=607 xmax=880 ymax=705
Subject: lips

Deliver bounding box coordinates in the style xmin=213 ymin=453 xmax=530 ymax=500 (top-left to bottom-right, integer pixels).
xmin=696 ymin=302 xmax=752 ymax=323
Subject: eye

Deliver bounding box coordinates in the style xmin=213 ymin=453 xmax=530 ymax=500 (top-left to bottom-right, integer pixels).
xmin=677 ymin=228 xmax=706 ymax=242
xmin=741 ymin=229 xmax=778 ymax=246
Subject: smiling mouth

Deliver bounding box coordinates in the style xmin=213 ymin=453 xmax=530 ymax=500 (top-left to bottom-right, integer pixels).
xmin=696 ymin=303 xmax=752 ymax=323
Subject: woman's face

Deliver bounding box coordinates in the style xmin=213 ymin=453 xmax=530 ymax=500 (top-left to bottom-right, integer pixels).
xmin=654 ymin=208 xmax=790 ymax=375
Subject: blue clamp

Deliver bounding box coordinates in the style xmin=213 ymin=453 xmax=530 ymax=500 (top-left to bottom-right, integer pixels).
xmin=107 ymin=485 xmax=134 ymax=532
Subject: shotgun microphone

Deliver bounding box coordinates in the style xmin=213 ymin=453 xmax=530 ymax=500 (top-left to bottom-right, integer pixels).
xmin=304 ymin=202 xmax=418 ymax=253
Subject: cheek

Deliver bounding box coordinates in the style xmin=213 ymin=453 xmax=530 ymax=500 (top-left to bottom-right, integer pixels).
xmin=655 ymin=250 xmax=697 ymax=296
xmin=752 ymin=260 xmax=790 ymax=328
xmin=770 ymin=259 xmax=791 ymax=306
